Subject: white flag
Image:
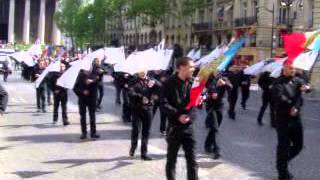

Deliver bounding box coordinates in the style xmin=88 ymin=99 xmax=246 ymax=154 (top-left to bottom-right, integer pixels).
xmin=114 ymin=48 xmax=173 ymax=74
xmin=293 ymin=51 xmax=318 ymax=71
xmin=35 ymin=60 xmax=61 ymax=88
xmin=57 ymin=48 xmax=105 ymax=89
xmin=10 ymin=51 xmax=36 ymax=67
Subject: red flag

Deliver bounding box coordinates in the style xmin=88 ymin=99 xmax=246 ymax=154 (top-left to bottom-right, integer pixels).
xmin=186 ymin=80 xmax=206 ymax=110
xmin=283 ymin=33 xmax=306 ymax=65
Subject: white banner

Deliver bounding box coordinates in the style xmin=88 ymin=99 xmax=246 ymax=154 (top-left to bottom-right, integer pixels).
xmin=57 ymin=49 xmax=103 ymax=89
xmin=114 ymin=48 xmax=173 ymax=75
xmin=35 ymin=60 xmax=61 ymax=88
xmin=293 ymin=51 xmax=318 ymax=71
xmin=10 ymin=51 xmax=36 ymax=67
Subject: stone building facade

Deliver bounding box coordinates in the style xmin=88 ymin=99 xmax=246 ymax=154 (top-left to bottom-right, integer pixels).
xmin=0 ymin=0 xmax=61 ymax=45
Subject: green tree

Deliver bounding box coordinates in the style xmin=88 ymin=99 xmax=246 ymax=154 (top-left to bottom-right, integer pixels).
xmin=55 ymin=0 xmax=83 ymax=49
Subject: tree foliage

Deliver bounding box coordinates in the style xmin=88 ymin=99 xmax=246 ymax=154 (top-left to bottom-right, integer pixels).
xmin=54 ymin=0 xmax=208 ymax=48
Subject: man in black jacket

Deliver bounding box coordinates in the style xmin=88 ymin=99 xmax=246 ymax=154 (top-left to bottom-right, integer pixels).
xmin=226 ymin=65 xmax=242 ymax=120
xmin=204 ymin=73 xmax=232 ymax=159
xmin=34 ymin=60 xmax=47 ymax=113
xmin=92 ymin=58 xmax=105 ymax=110
xmin=74 ymin=69 xmax=100 ymax=140
xmin=148 ymin=70 xmax=168 ymax=135
xmin=257 ymin=71 xmax=276 ymax=127
xmin=272 ymin=64 xmax=311 ymax=180
xmin=128 ymin=71 xmax=157 ymax=160
xmin=2 ymin=59 xmax=10 ymax=82
xmin=0 ymin=83 xmax=8 ymax=115
xmin=161 ymin=57 xmax=198 ymax=180
xmin=47 ymin=63 xmax=69 ymax=126
xmin=240 ymin=71 xmax=251 ymax=110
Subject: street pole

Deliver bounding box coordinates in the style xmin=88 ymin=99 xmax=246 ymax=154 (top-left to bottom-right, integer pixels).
xmin=270 ymin=3 xmax=275 ymax=57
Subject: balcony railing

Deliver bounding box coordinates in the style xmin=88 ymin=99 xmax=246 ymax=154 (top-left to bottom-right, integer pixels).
xmin=214 ymin=21 xmax=232 ymax=29
xmin=192 ymin=22 xmax=213 ymax=32
xmin=277 ymin=18 xmax=294 ymax=26
xmin=234 ymin=16 xmax=258 ymax=27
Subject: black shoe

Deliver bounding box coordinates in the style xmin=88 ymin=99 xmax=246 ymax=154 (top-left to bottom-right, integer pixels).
xmin=53 ymin=120 xmax=57 ymax=124
xmin=48 ymin=102 xmax=52 ymax=106
xmin=91 ymin=134 xmax=100 ymax=139
xmin=228 ymin=112 xmax=235 ymax=120
xmin=129 ymin=149 xmax=135 ymax=157
xmin=212 ymin=153 xmax=221 ymax=159
xmin=37 ymin=109 xmax=41 ymax=113
xmin=80 ymin=134 xmax=87 ymax=140
xmin=141 ymin=155 xmax=152 ymax=161
xmin=279 ymin=173 xmax=293 ymax=180
xmin=63 ymin=121 xmax=70 ymax=126
xmin=205 ymin=147 xmax=212 ymax=154
xmin=258 ymin=121 xmax=264 ymax=126
xmin=42 ymin=109 xmax=47 ymax=113
xmin=160 ymin=131 xmax=167 ymax=136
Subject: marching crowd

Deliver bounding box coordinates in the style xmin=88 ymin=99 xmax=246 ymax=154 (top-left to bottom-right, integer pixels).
xmin=0 ymin=48 xmax=313 ymax=180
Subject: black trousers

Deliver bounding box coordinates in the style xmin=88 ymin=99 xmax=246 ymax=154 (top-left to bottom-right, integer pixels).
xmin=228 ymin=89 xmax=238 ymax=116
xmin=0 ymin=84 xmax=8 ymax=112
xmin=114 ymin=82 xmax=122 ymax=104
xmin=153 ymin=101 xmax=167 ymax=132
xmin=130 ymin=108 xmax=152 ymax=156
xmin=47 ymin=87 xmax=52 ymax=104
xmin=205 ymin=109 xmax=223 ymax=153
xmin=257 ymin=92 xmax=276 ymax=126
xmin=241 ymin=85 xmax=250 ymax=107
xmin=36 ymin=86 xmax=46 ymax=110
xmin=53 ymin=93 xmax=68 ymax=122
xmin=276 ymin=117 xmax=303 ymax=177
xmin=166 ymin=126 xmax=198 ymax=180
xmin=78 ymin=97 xmax=97 ymax=135
xmin=97 ymin=84 xmax=104 ymax=107
xmin=122 ymin=89 xmax=131 ymax=122
xmin=3 ymin=72 xmax=9 ymax=82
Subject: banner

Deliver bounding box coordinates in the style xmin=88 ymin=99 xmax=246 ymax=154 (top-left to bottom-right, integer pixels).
xmin=244 ymin=59 xmax=274 ymax=75
xmin=10 ymin=51 xmax=36 ymax=67
xmin=195 ymin=45 xmax=227 ymax=67
xmin=217 ymin=37 xmax=246 ymax=71
xmin=114 ymin=48 xmax=173 ymax=74
xmin=293 ymin=51 xmax=319 ymax=71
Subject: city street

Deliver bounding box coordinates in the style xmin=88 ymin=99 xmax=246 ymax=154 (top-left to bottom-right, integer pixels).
xmin=0 ymin=72 xmax=320 ymax=180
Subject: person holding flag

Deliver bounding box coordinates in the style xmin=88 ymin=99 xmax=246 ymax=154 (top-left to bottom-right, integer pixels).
xmin=272 ymin=64 xmax=311 ymax=180
xmin=47 ymin=63 xmax=70 ymax=126
xmin=204 ymin=72 xmax=232 ymax=159
xmin=34 ymin=60 xmax=48 ymax=113
xmin=73 ymin=65 xmax=100 ymax=140
xmin=161 ymin=57 xmax=198 ymax=180
xmin=92 ymin=58 xmax=106 ymax=111
xmin=128 ymin=71 xmax=157 ymax=161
